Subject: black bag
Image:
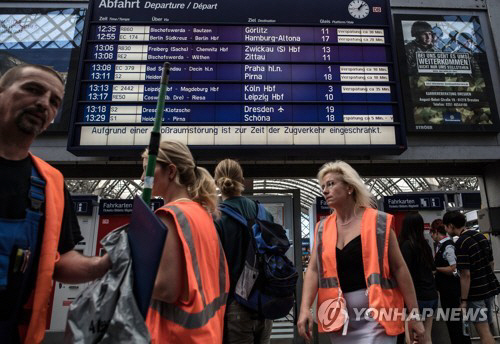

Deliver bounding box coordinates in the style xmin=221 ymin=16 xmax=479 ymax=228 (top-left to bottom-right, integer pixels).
xmin=219 ymin=202 xmax=298 ymax=319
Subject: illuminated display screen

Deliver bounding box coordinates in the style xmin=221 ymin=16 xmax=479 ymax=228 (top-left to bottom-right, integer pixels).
xmin=394 ymin=14 xmax=499 ymax=132
xmin=68 ymin=0 xmax=406 ymax=156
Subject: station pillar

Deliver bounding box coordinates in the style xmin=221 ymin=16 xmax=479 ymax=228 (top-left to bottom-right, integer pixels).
xmin=479 ymin=161 xmax=500 ymax=269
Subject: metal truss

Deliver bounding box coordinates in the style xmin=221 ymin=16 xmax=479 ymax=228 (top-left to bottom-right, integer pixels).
xmin=0 ymin=8 xmax=85 ymax=50
xmin=66 ymin=179 xmax=142 ymax=199
xmin=251 ymin=177 xmax=479 ymax=240
xmin=66 ymin=176 xmax=478 ymax=240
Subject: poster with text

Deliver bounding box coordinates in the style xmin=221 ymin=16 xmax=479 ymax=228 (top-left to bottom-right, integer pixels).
xmin=394 ymin=14 xmax=499 ymax=132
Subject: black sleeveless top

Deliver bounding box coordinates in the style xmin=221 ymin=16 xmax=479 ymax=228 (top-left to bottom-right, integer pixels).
xmin=336 ymin=235 xmax=367 ymax=292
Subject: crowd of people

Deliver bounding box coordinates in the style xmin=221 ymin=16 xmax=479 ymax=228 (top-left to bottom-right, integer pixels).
xmin=395 ymin=210 xmax=500 ymax=344
xmin=1 ymin=64 xmax=499 ymax=344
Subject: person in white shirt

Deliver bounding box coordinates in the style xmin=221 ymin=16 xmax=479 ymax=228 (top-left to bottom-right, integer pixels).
xmin=430 ymin=219 xmax=470 ymax=344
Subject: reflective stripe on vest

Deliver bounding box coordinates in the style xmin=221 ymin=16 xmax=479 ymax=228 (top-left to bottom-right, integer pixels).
xmin=366 ymin=212 xmax=398 ymax=289
xmin=316 ymin=220 xmax=339 ymax=289
xmin=316 ymin=211 xmax=397 ymax=290
xmin=151 ymin=205 xmax=227 ymax=329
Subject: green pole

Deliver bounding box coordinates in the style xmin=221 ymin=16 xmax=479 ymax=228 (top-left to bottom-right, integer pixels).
xmin=142 ymin=62 xmax=171 ymax=204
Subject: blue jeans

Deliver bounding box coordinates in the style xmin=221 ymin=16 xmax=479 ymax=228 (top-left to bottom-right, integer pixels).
xmin=467 ymin=297 xmax=495 ymax=323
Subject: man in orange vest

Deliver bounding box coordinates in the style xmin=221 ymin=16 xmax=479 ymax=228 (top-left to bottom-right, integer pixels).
xmin=0 ymin=64 xmax=111 ymax=344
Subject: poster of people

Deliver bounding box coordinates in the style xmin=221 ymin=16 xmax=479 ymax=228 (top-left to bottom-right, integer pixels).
xmin=394 ymin=14 xmax=499 ymax=132
xmin=0 ymin=7 xmax=86 ymax=131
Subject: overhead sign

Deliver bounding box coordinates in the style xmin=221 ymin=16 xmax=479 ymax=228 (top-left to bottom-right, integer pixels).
xmin=384 ymin=193 xmax=445 ymax=211
xmin=68 ymin=0 xmax=405 ymax=156
xmin=394 ymin=14 xmax=499 ymax=132
xmin=315 ymin=196 xmax=331 ymax=213
xmin=460 ymin=192 xmax=481 ymax=209
xmin=98 ymin=198 xmax=164 ymax=215
xmin=71 ymin=195 xmax=99 ymax=216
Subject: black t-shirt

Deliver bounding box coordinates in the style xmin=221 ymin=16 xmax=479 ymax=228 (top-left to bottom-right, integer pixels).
xmin=0 ymin=156 xmax=83 ymax=321
xmin=400 ymin=240 xmax=438 ymax=301
xmin=456 ymin=230 xmax=500 ymax=301
xmin=214 ymin=196 xmax=273 ymax=303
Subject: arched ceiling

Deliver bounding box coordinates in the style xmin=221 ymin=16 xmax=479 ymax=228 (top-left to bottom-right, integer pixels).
xmin=66 ymin=176 xmax=479 ymax=213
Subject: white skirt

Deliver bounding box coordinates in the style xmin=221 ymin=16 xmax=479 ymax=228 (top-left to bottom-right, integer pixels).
xmin=328 ymin=289 xmax=397 ymax=344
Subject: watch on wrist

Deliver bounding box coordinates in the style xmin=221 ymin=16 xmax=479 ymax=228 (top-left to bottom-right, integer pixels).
xmin=461 ymin=298 xmax=468 ymax=302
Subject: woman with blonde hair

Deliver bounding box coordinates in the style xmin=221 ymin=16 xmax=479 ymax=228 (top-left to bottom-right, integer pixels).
xmin=214 ymin=158 xmax=274 ymax=344
xmin=142 ymin=140 xmax=229 ymax=344
xmin=297 ymin=161 xmax=424 ymax=343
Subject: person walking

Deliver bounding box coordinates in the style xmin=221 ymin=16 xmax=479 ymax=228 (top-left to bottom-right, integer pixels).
xmin=430 ymin=219 xmax=471 ymax=344
xmin=0 ymin=64 xmax=110 ymax=344
xmin=214 ymin=158 xmax=274 ymax=344
xmin=443 ymin=211 xmax=500 ymax=344
xmin=398 ymin=212 xmax=438 ymax=344
xmin=142 ymin=140 xmax=229 ymax=344
xmin=297 ymin=161 xmax=424 ymax=343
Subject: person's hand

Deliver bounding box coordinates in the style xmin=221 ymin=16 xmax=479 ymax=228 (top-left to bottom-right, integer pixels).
xmin=407 ymin=319 xmax=425 ymax=343
xmin=297 ymin=308 xmax=313 ymax=343
xmin=97 ymin=253 xmax=112 ymax=277
xmin=460 ymin=300 xmax=467 ymax=316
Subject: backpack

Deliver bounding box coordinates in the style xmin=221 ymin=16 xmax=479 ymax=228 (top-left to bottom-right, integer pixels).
xmin=219 ymin=201 xmax=298 ymax=320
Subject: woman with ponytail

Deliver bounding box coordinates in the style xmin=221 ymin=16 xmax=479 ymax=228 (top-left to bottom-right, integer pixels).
xmin=142 ymin=140 xmax=229 ymax=344
xmin=214 ymin=159 xmax=274 ymax=344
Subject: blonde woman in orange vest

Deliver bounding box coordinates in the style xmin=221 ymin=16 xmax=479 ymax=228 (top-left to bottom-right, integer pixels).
xmin=297 ymin=161 xmax=425 ymax=343
xmin=141 ymin=140 xmax=229 ymax=343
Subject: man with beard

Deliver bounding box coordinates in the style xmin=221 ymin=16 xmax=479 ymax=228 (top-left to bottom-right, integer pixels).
xmin=0 ymin=65 xmax=111 ymax=344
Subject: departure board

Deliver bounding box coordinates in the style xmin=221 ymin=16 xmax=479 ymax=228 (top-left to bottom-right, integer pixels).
xmin=68 ymin=0 xmax=406 ymax=156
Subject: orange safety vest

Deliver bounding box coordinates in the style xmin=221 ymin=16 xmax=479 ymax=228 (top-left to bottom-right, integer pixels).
xmin=316 ymin=208 xmax=404 ymax=336
xmin=146 ymin=201 xmax=229 ymax=344
xmin=22 ymin=154 xmax=65 ymax=343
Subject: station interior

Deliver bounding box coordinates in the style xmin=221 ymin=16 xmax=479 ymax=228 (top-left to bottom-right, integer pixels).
xmin=2 ymin=0 xmax=500 ymax=343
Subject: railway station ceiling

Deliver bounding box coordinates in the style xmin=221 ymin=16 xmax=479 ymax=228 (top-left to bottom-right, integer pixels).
xmin=67 ymin=176 xmax=479 ymax=213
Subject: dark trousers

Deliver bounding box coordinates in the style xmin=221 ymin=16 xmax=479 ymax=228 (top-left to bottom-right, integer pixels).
xmin=223 ymin=301 xmax=273 ymax=344
xmin=440 ymin=291 xmax=471 ymax=344
xmin=0 ymin=321 xmax=21 ymax=344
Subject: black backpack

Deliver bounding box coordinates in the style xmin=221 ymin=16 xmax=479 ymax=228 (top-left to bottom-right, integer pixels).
xmin=219 ymin=201 xmax=298 ymax=319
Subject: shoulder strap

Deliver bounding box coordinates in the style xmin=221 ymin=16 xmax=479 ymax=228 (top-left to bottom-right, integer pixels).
xmin=255 ymin=201 xmax=268 ymax=221
xmin=219 ymin=203 xmax=248 ymax=227
xmin=29 ymin=166 xmax=46 ymax=211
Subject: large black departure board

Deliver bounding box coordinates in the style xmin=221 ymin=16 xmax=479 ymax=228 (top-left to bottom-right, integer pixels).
xmin=68 ymin=0 xmax=406 ymax=156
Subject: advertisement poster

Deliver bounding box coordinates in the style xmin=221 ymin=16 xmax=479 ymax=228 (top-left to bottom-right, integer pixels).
xmin=394 ymin=14 xmax=499 ymax=132
xmin=0 ymin=7 xmax=86 ymax=131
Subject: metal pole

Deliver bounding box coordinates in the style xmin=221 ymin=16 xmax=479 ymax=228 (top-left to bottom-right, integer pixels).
xmin=142 ymin=62 xmax=170 ymax=204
